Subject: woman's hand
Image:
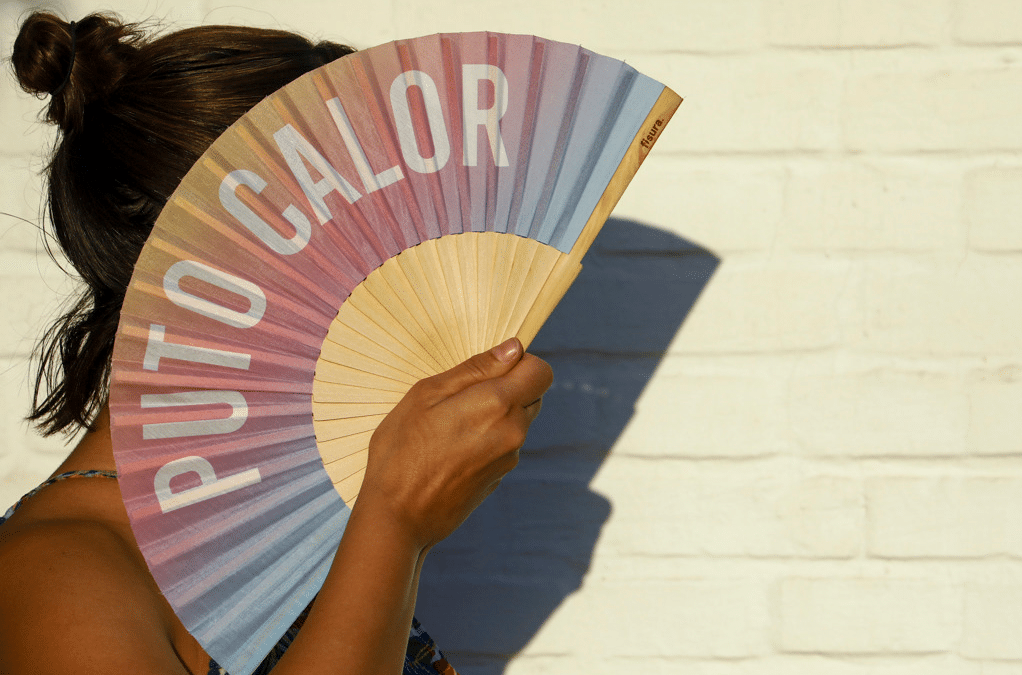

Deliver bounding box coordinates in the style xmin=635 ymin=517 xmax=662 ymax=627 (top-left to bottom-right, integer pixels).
xmin=356 ymin=338 xmax=553 ymax=552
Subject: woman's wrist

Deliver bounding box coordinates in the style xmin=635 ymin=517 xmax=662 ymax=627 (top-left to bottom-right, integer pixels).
xmin=347 ymin=483 xmax=432 ymax=558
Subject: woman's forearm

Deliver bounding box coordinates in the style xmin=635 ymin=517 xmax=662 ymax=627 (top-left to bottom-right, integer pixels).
xmin=257 ymin=342 xmax=551 ymax=675
xmin=270 ymin=493 xmax=429 ymax=675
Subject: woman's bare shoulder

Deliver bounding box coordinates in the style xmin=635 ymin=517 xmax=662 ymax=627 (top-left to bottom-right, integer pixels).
xmin=0 ymin=518 xmax=188 ymax=674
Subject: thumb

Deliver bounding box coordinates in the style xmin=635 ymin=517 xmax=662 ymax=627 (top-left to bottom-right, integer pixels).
xmin=420 ymin=338 xmax=523 ymax=402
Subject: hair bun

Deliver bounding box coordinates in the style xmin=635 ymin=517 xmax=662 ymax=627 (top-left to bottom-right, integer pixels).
xmin=12 ymin=12 xmax=141 ymax=133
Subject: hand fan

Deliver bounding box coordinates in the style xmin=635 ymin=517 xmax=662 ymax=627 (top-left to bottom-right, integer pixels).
xmin=109 ymin=31 xmax=680 ymax=675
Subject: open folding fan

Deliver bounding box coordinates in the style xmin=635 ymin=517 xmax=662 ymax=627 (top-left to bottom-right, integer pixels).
xmin=109 ymin=31 xmax=679 ymax=675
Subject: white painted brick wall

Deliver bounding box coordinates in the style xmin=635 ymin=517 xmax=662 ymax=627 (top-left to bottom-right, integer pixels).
xmin=867 ymin=477 xmax=1022 ymax=557
xmin=767 ymin=0 xmax=950 ymax=47
xmin=4 ymin=1 xmax=1022 ymax=673
xmin=779 ymin=578 xmax=962 ymax=653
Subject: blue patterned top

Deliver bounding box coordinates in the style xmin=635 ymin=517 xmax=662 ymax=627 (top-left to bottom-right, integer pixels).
xmin=2 ymin=470 xmax=458 ymax=675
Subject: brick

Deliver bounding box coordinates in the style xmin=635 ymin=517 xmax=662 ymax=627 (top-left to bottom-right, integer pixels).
xmin=614 ymin=158 xmax=786 ymax=254
xmin=519 ymin=354 xmax=667 ymax=451
xmin=966 ymin=373 xmax=1022 ymax=454
xmin=613 ymin=356 xmax=794 ymax=458
xmin=415 ymin=577 xmax=578 ymax=656
xmin=531 ymin=220 xmax=717 ymax=354
xmin=867 ymin=476 xmax=1022 ymax=557
xmin=859 ymin=256 xmax=1022 ymax=357
xmin=626 ymin=53 xmax=844 ymax=153
xmin=203 ymin=0 xmax=395 ymax=47
xmin=522 ymin=578 xmax=769 ymax=658
xmin=779 ymin=578 xmax=961 ymax=653
xmin=673 ymin=257 xmax=851 ymax=353
xmin=962 ymin=584 xmax=1022 ymax=659
xmin=392 ymin=0 xmax=762 ymax=53
xmin=425 ymin=472 xmax=611 ymax=583
xmin=508 ymin=654 xmax=1009 ymax=675
xmin=419 ymin=569 xmax=768 ymax=660
xmin=781 ymin=160 xmax=962 ymax=252
xmin=964 ymin=167 xmax=1022 ymax=251
xmin=789 ymin=365 xmax=967 ymax=456
xmin=844 ymin=69 xmax=1022 ymax=151
xmin=591 ymin=457 xmax=861 ymax=558
xmin=509 ymin=657 xmax=685 ymax=675
xmin=595 ymin=213 xmax=708 ymax=254
xmin=564 ymin=0 xmax=763 ymax=54
xmin=768 ymin=0 xmax=948 ymax=47
xmin=954 ymin=0 xmax=1022 ymax=45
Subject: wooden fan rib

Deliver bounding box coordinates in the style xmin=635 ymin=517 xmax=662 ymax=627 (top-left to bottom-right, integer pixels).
xmin=317 ymin=334 xmax=429 ymax=381
xmin=312 ymin=361 xmax=410 ymax=392
xmin=313 ymin=415 xmax=387 ymax=441
xmin=343 ymin=279 xmax=448 ymax=375
xmin=486 ymin=235 xmax=531 ymax=344
xmin=456 ymin=233 xmax=482 ymax=353
xmin=321 ymin=452 xmax=368 ymax=485
xmin=415 ymin=239 xmax=470 ymax=363
xmin=392 ymin=246 xmax=461 ymax=371
xmin=473 ymin=232 xmax=498 ymax=351
xmin=499 ymin=239 xmax=565 ymax=341
xmin=516 ymin=255 xmax=583 ymax=349
xmin=320 ymin=323 xmax=432 ymax=381
xmin=309 ymin=401 xmax=396 ymax=418
xmin=315 ymin=358 xmax=417 ymax=388
xmin=329 ymin=299 xmax=442 ymax=377
xmin=360 ymin=258 xmax=449 ymax=373
xmin=311 ymin=379 xmax=406 ymax=405
xmin=435 ymin=236 xmax=474 ymax=356
xmin=316 ymin=432 xmax=372 ymax=463
xmin=483 ymin=233 xmax=519 ymax=346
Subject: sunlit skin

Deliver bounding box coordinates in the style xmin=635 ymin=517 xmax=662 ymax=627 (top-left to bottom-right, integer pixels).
xmin=0 ymin=338 xmax=551 ymax=675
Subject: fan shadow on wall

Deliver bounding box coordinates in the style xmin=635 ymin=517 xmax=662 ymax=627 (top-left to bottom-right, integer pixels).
xmin=415 ymin=217 xmax=718 ymax=673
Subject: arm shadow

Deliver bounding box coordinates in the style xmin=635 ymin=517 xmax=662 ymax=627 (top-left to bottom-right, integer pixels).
xmin=415 ymin=217 xmax=719 ymax=673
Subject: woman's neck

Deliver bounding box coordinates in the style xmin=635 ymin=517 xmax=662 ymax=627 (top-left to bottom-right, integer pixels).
xmin=54 ymin=406 xmax=116 ymax=476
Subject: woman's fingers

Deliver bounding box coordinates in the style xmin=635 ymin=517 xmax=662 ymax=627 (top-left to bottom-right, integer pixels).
xmin=497 ymin=353 xmax=553 ymax=408
xmin=415 ymin=338 xmax=524 ymax=404
xmin=360 ymin=340 xmax=553 ymax=549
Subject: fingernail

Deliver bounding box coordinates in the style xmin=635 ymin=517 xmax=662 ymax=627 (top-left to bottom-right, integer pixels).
xmin=492 ymin=338 xmax=521 ymax=363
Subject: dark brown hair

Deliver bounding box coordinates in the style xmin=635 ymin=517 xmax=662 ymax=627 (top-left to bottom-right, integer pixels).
xmin=12 ymin=12 xmax=355 ymax=435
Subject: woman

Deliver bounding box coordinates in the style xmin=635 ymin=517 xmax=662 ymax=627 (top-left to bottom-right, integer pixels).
xmin=0 ymin=12 xmax=552 ymax=675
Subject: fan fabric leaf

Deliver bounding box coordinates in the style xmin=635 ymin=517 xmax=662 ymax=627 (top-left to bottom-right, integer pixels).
xmin=110 ymin=31 xmax=680 ymax=675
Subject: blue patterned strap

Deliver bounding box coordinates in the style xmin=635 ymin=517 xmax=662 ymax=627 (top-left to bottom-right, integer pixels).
xmin=1 ymin=469 xmax=119 ymax=523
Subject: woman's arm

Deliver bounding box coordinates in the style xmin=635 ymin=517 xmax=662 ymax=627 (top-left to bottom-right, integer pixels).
xmin=0 ymin=339 xmax=551 ymax=675
xmin=273 ymin=338 xmax=551 ymax=675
